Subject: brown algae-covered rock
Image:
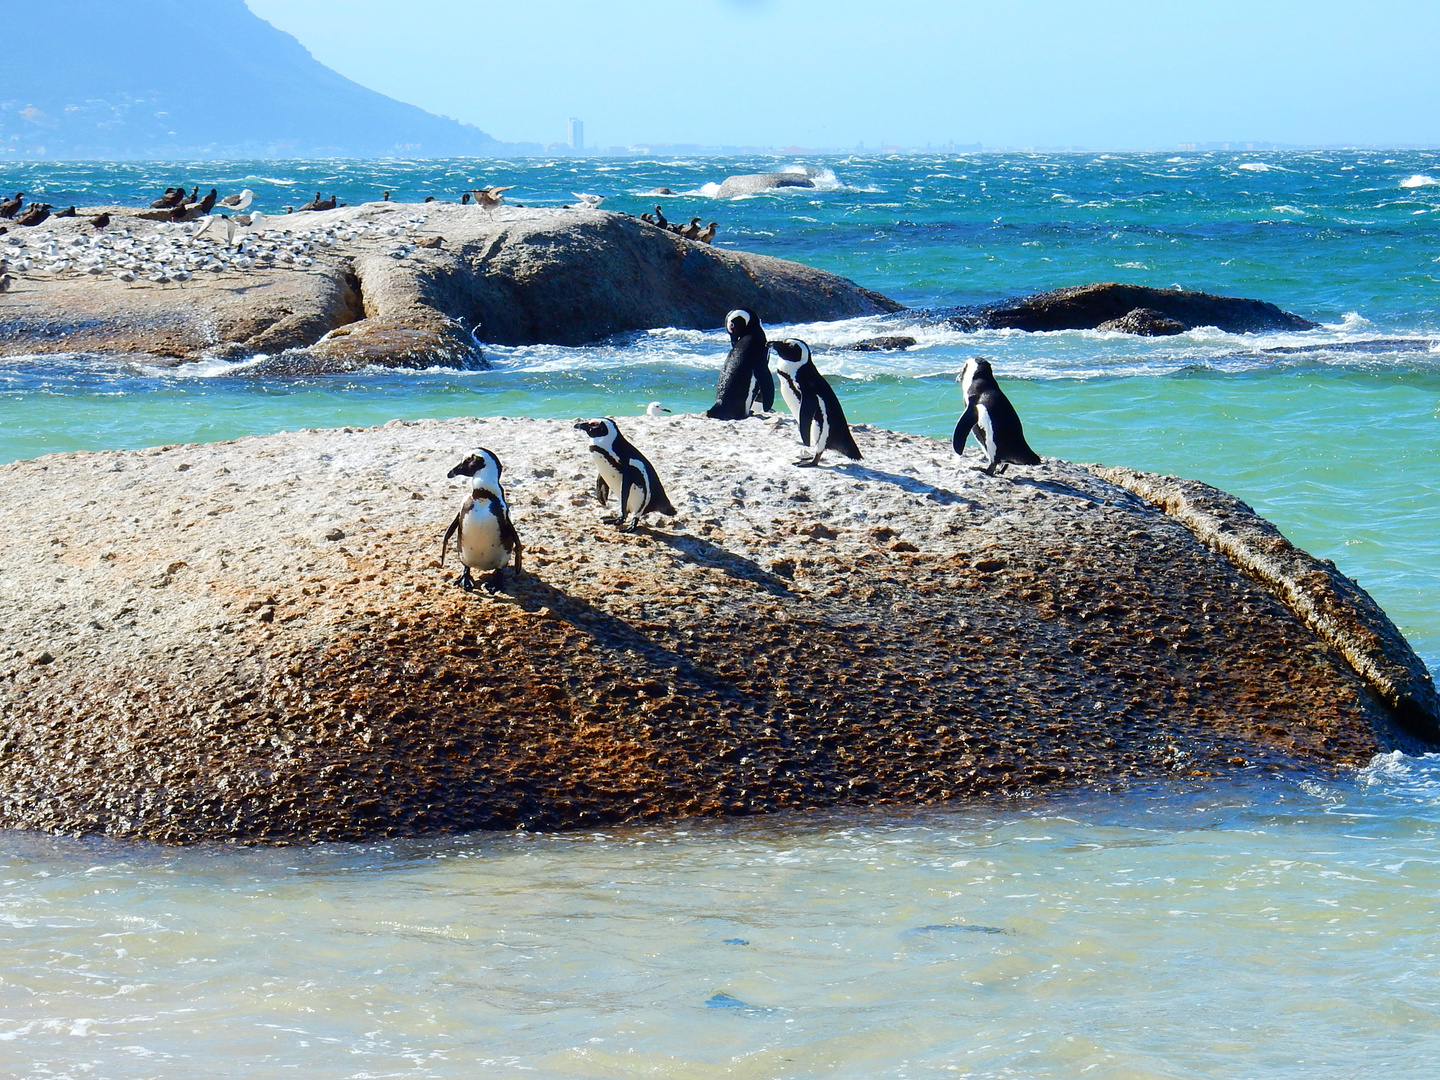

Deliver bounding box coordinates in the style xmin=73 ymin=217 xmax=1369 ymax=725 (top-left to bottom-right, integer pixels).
xmin=0 ymin=416 xmax=1431 ymax=843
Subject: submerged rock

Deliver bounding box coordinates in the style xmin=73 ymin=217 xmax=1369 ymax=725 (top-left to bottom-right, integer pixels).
xmin=961 ymin=282 xmax=1318 ymax=334
xmin=0 ymin=202 xmax=901 ymax=366
xmin=1096 ymin=307 xmax=1188 ymax=336
xmin=0 ymin=416 xmax=1432 ymax=844
xmin=850 ymin=335 xmax=918 ymax=351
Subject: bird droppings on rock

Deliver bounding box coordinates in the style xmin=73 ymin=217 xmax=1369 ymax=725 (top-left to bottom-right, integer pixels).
xmin=0 ymin=414 xmax=1433 ymax=844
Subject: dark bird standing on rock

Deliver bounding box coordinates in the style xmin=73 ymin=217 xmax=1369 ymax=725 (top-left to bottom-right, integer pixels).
xmin=697 ymin=222 xmax=718 ymax=243
xmin=575 ymin=418 xmax=676 ymax=531
xmin=653 ymin=205 xmax=669 ymax=230
xmin=953 ymin=357 xmax=1042 ymax=475
xmin=55 ymin=206 xmax=76 ymax=218
xmin=707 ymin=309 xmax=774 ymax=420
xmin=771 ymin=338 xmax=863 ymax=467
xmin=89 ymin=212 xmax=111 ymax=229
xmin=150 ymin=187 xmax=184 ymax=209
xmin=0 ymin=193 xmax=24 ymax=218
xmin=16 ymin=204 xmax=52 ymax=227
xmin=681 ymin=217 xmax=702 ymax=239
xmin=297 ymin=192 xmax=336 ymax=212
xmin=195 ymin=188 xmax=218 ymax=215
xmin=443 ymin=448 xmax=523 ymax=592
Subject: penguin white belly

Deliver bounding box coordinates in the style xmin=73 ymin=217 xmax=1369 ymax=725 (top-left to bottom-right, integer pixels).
xmin=459 ymin=507 xmax=508 ymax=571
xmin=746 ymin=372 xmax=762 ymax=414
xmin=974 ymin=404 xmax=997 ymax=465
xmin=593 ymin=450 xmax=624 ymax=504
xmin=778 ymin=373 xmax=803 ymax=417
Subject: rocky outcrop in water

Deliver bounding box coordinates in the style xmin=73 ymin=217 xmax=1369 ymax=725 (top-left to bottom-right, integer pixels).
xmin=1096 ymin=307 xmax=1188 ymax=336
xmin=715 ymin=173 xmax=818 ymax=197
xmin=0 ymin=416 xmax=1432 ymax=844
xmin=958 ymin=283 xmax=1319 ymax=334
xmin=0 ymin=202 xmax=902 ymax=369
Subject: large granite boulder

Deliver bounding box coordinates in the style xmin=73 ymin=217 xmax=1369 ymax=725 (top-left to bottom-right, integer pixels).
xmin=0 ymin=202 xmax=902 ymax=367
xmin=965 ymin=282 xmax=1319 ymax=334
xmin=0 ymin=415 xmax=1432 ymax=843
xmin=715 ymin=172 xmax=818 ymax=197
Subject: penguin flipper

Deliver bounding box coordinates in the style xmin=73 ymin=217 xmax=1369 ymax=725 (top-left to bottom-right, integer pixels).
xmin=757 ymin=366 xmax=776 ymax=413
xmin=952 ymin=405 xmax=978 ymax=456
xmin=442 ymin=511 xmax=462 ymax=566
xmin=797 ymin=393 xmax=820 ymax=452
xmin=500 ymin=513 xmax=523 ymax=574
xmin=595 ymin=475 xmax=610 ymax=506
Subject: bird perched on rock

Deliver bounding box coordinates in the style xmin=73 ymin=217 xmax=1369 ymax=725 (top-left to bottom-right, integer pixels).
xmin=770 ymin=338 xmax=862 ymax=467
xmin=381 ymin=191 xmax=391 ymax=201
xmin=575 ymin=418 xmax=676 ymax=531
xmin=640 ymin=212 xmax=656 ymax=225
xmin=707 ymin=309 xmax=774 ymax=420
xmin=471 ymin=185 xmax=513 ymax=212
xmin=697 ymin=222 xmax=718 ymax=244
xmin=219 ymin=189 xmax=254 ymax=210
xmin=680 ymin=217 xmax=702 ymax=239
xmin=55 ymin=206 xmax=77 ymax=218
xmin=572 ymin=191 xmax=604 ymax=208
xmin=297 ymin=192 xmax=336 ymax=212
xmin=652 ymin=205 xmax=669 ymax=230
xmin=645 ymin=401 xmax=671 ymax=415
xmin=0 ymin=193 xmax=23 ymax=219
xmin=89 ymin=212 xmax=111 ymax=229
xmin=952 ymin=357 xmax=1042 ymax=475
xmin=150 ymin=187 xmax=185 ymax=209
xmin=460 ymin=192 xmax=471 ymax=204
xmin=0 ymin=273 xmax=14 ymax=294
xmin=414 ymin=235 xmax=444 ymax=248
xmin=443 ymin=447 xmax=523 ymax=591
xmin=195 ymin=189 xmax=218 ymax=215
xmin=16 ymin=204 xmax=52 ymax=227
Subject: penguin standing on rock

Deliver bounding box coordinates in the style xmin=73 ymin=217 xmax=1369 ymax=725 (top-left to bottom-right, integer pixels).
xmin=442 ymin=448 xmax=523 ymax=591
xmin=575 ymin=418 xmax=676 ymax=531
xmin=770 ymin=338 xmax=862 ymax=467
xmin=706 ymin=309 xmax=774 ymax=420
xmin=952 ymin=357 xmax=1042 ymax=475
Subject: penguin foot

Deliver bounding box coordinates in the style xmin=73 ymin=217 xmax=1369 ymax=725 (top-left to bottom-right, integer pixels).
xmin=793 ymin=458 xmax=819 ymax=468
xmin=481 ymin=570 xmax=507 ymax=593
xmin=458 ymin=569 xmax=476 ymax=592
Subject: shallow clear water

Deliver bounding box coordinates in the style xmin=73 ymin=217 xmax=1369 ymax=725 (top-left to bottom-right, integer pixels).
xmin=4 ymin=756 xmax=1440 ymax=1079
xmin=2 ymin=152 xmax=1438 ymax=1076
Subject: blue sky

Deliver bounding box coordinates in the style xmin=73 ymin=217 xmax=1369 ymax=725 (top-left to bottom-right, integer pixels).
xmin=246 ymin=0 xmax=1440 ymax=149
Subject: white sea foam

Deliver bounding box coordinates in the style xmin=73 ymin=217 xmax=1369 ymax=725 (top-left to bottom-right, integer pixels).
xmin=1238 ymin=162 xmax=1273 ymax=172
xmin=1399 ymin=174 xmax=1439 ymax=188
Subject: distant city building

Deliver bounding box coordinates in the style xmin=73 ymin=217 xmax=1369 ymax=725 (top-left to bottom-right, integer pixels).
xmin=568 ymin=118 xmax=584 ymax=153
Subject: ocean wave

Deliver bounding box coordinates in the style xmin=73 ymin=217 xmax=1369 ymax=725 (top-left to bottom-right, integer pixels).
xmin=1399 ymin=174 xmax=1440 ymax=188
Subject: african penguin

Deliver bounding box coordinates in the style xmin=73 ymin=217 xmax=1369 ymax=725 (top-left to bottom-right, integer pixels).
xmin=770 ymin=338 xmax=862 ymax=467
xmin=706 ymin=309 xmax=774 ymax=420
xmin=575 ymin=418 xmax=676 ymax=531
xmin=952 ymin=357 xmax=1042 ymax=475
xmin=442 ymin=447 xmax=523 ymax=591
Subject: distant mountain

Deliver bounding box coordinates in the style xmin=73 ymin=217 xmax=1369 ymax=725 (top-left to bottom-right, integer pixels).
xmin=0 ymin=0 xmax=535 ymax=159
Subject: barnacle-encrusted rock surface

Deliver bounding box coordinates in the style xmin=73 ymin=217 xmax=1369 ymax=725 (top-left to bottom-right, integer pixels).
xmin=0 ymin=416 xmax=1432 ymax=843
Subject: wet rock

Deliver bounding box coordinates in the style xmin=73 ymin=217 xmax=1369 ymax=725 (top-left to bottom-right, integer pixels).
xmin=1096 ymin=307 xmax=1188 ymax=336
xmin=962 ymin=282 xmax=1318 ymax=334
xmin=715 ymin=172 xmax=817 ymax=197
xmin=850 ymin=335 xmax=918 ymax=351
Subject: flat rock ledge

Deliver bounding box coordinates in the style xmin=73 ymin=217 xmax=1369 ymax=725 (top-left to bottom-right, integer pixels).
xmin=0 ymin=416 xmax=1433 ymax=844
xmin=955 ymin=282 xmax=1319 ymax=334
xmin=0 ymin=203 xmax=901 ymax=370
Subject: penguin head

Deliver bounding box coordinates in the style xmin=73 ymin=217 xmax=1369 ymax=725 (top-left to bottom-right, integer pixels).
xmin=725 ymin=309 xmax=756 ymax=339
xmin=574 ymin=418 xmax=619 ymax=444
xmin=447 ymin=447 xmax=503 ymax=486
xmin=769 ymin=338 xmax=811 ymax=372
xmin=960 ymin=356 xmax=995 ymax=396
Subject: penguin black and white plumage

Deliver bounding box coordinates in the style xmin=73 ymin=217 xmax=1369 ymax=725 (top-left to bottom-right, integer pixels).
xmin=706 ymin=309 xmax=774 ymax=420
xmin=952 ymin=357 xmax=1042 ymax=475
xmin=574 ymin=418 xmax=676 ymax=531
xmin=442 ymin=447 xmax=523 ymax=591
xmin=770 ymin=338 xmax=862 ymax=467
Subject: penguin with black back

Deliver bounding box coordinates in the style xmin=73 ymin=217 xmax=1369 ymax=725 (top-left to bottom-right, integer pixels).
xmin=442 ymin=447 xmax=523 ymax=591
xmin=706 ymin=309 xmax=774 ymax=420
xmin=952 ymin=357 xmax=1041 ymax=475
xmin=770 ymin=338 xmax=862 ymax=467
xmin=575 ymin=418 xmax=676 ymax=531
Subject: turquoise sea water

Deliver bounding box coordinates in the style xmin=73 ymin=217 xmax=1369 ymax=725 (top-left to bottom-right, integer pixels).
xmin=2 ymin=152 xmax=1439 ymax=1077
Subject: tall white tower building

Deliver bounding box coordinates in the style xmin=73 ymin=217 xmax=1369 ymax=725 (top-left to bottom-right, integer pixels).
xmin=567 ymin=118 xmax=584 ymax=153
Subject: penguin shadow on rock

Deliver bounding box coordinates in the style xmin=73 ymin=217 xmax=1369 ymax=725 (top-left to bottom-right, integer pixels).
xmin=828 ymin=461 xmax=977 ymax=509
xmin=644 ymin=531 xmax=793 ymax=597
